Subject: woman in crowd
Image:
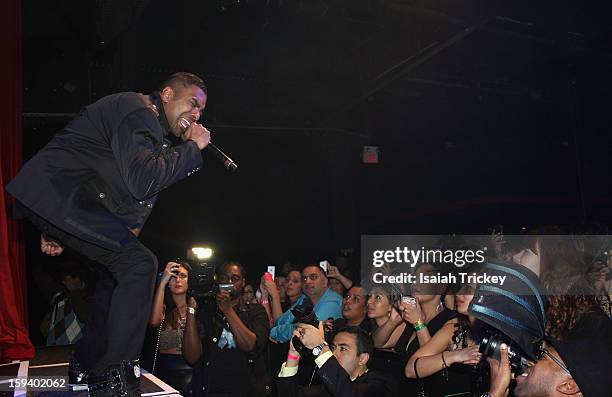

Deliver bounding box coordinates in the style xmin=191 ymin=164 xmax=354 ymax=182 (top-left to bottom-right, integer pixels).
xmin=242 ymin=283 xmax=258 ymax=305
xmin=274 ymin=275 xmax=287 ymax=305
xmin=367 ymin=285 xmax=404 ymax=346
xmin=404 ymin=268 xmax=486 ymax=397
xmin=365 ymin=282 xmax=414 ymax=389
xmin=282 ymin=269 xmax=303 ymax=309
xmin=260 ymin=269 xmax=303 ymax=325
xmin=515 ymin=230 xmax=611 ymax=340
xmin=365 ymin=262 xmax=456 ymax=395
xmin=149 ymin=261 xmax=195 ymax=396
xmin=259 ymin=268 xmax=304 ymax=392
xmin=371 ymin=263 xmax=451 ymax=351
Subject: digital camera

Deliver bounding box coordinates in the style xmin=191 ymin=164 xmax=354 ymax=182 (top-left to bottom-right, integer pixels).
xmin=187 ymin=262 xmax=217 ymax=298
xmin=291 ymin=301 xmax=319 ymax=354
xmin=479 ymin=330 xmax=530 ymax=375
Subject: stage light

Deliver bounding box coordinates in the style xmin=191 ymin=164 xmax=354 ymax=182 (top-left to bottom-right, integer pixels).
xmin=191 ymin=247 xmax=213 ymax=260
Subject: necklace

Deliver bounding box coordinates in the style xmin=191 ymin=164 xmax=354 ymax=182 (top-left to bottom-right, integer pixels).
xmin=178 ymin=315 xmax=186 ymax=328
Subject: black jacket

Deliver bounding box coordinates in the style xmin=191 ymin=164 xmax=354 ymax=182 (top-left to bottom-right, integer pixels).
xmin=192 ymin=302 xmax=271 ymax=397
xmin=6 ymin=92 xmax=202 ymax=250
xmin=277 ymin=356 xmax=397 ymax=397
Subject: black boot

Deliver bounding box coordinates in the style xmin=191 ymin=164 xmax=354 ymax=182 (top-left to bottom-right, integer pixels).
xmin=87 ymin=359 xmax=141 ymax=397
xmin=68 ymin=352 xmax=88 ymax=384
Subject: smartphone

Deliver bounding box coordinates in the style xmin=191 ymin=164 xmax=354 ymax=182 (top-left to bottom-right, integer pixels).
xmin=401 ymin=295 xmax=416 ymax=304
xmin=319 ymin=260 xmax=329 ymax=273
xmin=267 ymin=266 xmax=276 ymax=280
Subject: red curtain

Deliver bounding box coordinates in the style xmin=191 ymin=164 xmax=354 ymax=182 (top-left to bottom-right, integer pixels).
xmin=0 ymin=0 xmax=35 ymax=362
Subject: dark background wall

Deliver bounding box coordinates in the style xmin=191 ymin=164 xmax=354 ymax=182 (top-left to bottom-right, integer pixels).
xmin=21 ymin=0 xmax=612 ymax=342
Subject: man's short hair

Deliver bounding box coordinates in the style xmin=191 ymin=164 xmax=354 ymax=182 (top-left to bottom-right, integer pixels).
xmin=303 ymin=264 xmax=326 ymax=278
xmin=158 ymin=72 xmax=207 ymax=95
xmin=59 ymin=261 xmax=90 ymax=284
xmin=216 ymin=261 xmax=245 ymax=278
xmin=335 ymin=326 xmax=373 ymax=357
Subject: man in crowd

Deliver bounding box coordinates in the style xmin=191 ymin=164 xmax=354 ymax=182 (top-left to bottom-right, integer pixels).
xmin=31 ymin=258 xmax=92 ymax=346
xmin=270 ymin=264 xmax=343 ymax=342
xmin=277 ymin=325 xmax=397 ymax=397
xmin=182 ymin=262 xmax=270 ymax=397
xmin=6 ymin=72 xmax=211 ymax=395
xmin=488 ymin=337 xmax=611 ymax=397
xmin=325 ymin=285 xmax=371 ymax=343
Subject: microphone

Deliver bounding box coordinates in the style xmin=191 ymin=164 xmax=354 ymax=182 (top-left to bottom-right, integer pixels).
xmin=179 ymin=118 xmax=238 ymax=172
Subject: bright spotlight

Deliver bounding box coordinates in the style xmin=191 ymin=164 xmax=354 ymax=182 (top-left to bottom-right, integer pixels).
xmin=191 ymin=247 xmax=213 ymax=260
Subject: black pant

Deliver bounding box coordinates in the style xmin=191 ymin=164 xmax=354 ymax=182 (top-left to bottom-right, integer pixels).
xmin=156 ymin=354 xmax=194 ymax=395
xmin=23 ymin=205 xmax=158 ymax=375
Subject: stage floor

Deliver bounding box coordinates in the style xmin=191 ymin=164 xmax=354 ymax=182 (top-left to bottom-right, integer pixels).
xmin=0 ymin=346 xmax=180 ymax=397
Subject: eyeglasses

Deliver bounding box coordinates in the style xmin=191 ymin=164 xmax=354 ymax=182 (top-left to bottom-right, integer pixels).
xmin=302 ymin=274 xmax=320 ymax=282
xmin=217 ymin=275 xmax=242 ymax=283
xmin=541 ymin=349 xmax=571 ymax=374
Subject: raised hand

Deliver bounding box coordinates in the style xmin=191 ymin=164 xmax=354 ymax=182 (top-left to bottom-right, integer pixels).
xmin=162 ymin=262 xmax=181 ymax=285
xmin=488 ymin=344 xmax=512 ymax=397
xmin=327 ymin=265 xmax=341 ymax=279
xmin=216 ymin=289 xmax=232 ymax=314
xmin=490 ymin=228 xmax=505 ymax=257
xmin=398 ymin=299 xmax=423 ymax=325
xmin=260 ymin=275 xmax=279 ymax=299
xmin=40 ymin=234 xmax=64 ymax=256
xmin=296 ymin=322 xmax=325 ymax=350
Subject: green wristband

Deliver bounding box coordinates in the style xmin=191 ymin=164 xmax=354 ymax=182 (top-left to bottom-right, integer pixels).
xmin=414 ymin=322 xmax=427 ymax=332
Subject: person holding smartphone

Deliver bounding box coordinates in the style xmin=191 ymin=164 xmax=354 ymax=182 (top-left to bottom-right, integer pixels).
xmin=182 ymin=261 xmax=271 ymax=397
xmin=148 ymin=261 xmax=196 ymax=395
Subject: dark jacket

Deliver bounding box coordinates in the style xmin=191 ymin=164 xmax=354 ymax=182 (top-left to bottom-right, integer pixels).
xmin=277 ymin=357 xmax=397 ymax=397
xmin=194 ymin=302 xmax=271 ymax=397
xmin=6 ymin=92 xmax=202 ymax=250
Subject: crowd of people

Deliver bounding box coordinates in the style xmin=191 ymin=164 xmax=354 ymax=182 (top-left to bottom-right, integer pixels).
xmin=29 ymin=228 xmax=612 ymax=397
xmin=132 ymin=229 xmax=611 ymax=397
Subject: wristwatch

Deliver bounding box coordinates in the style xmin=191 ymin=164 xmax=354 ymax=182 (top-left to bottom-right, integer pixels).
xmin=312 ymin=342 xmax=329 ymax=357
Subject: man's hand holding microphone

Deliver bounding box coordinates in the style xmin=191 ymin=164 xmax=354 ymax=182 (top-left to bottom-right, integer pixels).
xmin=181 ymin=119 xmax=211 ymax=150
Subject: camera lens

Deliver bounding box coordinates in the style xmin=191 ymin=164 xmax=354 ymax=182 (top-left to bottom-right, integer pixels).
xmin=479 ymin=333 xmax=530 ymax=375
